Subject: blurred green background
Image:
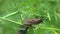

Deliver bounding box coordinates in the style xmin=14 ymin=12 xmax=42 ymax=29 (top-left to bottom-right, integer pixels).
xmin=0 ymin=0 xmax=60 ymax=34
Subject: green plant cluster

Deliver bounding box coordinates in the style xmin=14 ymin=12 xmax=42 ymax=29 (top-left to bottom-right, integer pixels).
xmin=0 ymin=0 xmax=60 ymax=34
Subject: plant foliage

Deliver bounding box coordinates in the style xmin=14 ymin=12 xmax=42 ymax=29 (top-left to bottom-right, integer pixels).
xmin=0 ymin=0 xmax=60 ymax=34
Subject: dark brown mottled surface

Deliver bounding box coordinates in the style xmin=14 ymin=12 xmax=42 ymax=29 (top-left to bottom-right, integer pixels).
xmin=23 ymin=18 xmax=42 ymax=26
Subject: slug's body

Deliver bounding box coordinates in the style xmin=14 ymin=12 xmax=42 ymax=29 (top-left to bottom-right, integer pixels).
xmin=23 ymin=18 xmax=42 ymax=26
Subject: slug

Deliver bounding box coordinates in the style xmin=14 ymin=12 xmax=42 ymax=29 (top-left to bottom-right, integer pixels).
xmin=23 ymin=18 xmax=42 ymax=26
